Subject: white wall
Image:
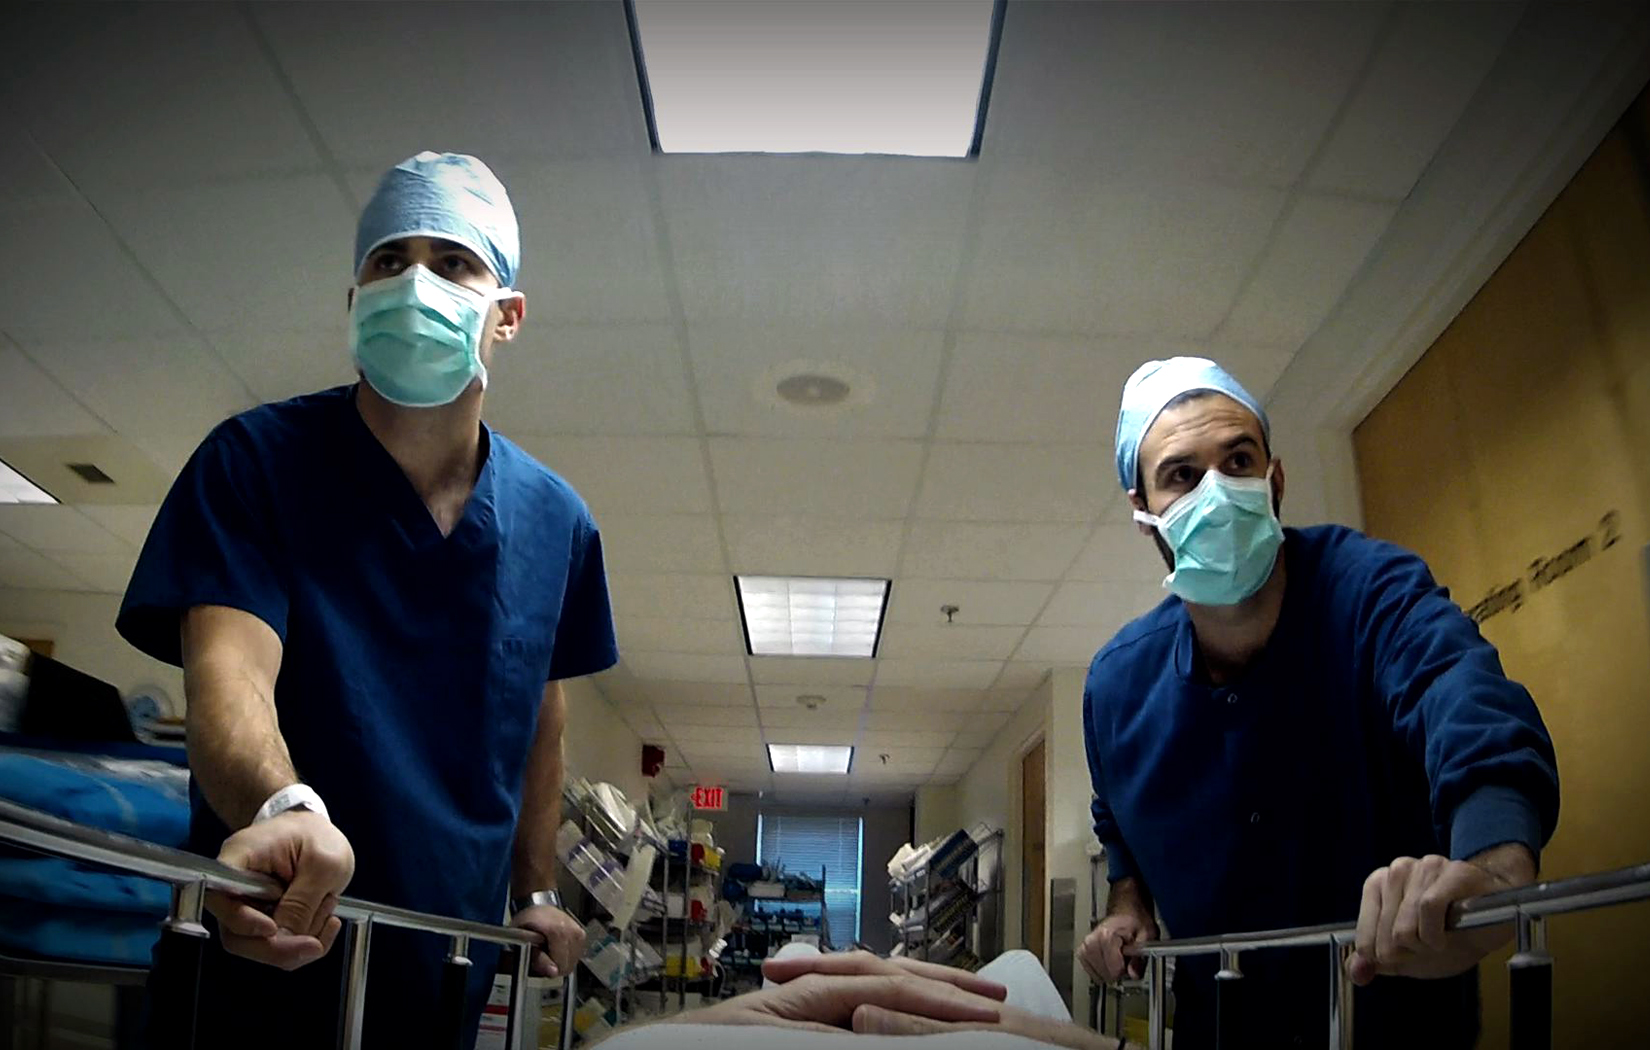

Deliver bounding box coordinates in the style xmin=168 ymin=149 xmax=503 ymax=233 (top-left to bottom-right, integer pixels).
xmin=0 ymin=588 xmax=184 ymax=706
xmin=953 ymin=678 xmax=1051 ymax=956
xmin=560 ymin=675 xmax=646 ymax=803
xmin=913 ymin=783 xmax=958 ymax=844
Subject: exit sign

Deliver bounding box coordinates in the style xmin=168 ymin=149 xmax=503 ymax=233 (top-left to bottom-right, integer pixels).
xmin=691 ymin=785 xmax=727 ymax=811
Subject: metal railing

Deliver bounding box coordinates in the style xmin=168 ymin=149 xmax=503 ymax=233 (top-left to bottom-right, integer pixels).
xmin=0 ymin=798 xmax=579 ymax=1050
xmin=1118 ymin=860 xmax=1650 ymax=1050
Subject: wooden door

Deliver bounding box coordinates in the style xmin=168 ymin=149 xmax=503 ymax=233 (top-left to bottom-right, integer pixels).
xmin=1021 ymin=738 xmax=1047 ymax=962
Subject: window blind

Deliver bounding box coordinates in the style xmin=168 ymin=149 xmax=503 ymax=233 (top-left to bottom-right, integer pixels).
xmin=757 ymin=813 xmax=863 ymax=948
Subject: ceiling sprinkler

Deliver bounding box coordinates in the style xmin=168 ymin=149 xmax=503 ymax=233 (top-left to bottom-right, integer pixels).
xmin=797 ymin=694 xmax=827 ymax=710
xmin=941 ymin=604 xmax=959 ymax=624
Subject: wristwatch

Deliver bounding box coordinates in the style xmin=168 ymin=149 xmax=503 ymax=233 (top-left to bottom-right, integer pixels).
xmin=511 ymin=889 xmax=563 ymax=914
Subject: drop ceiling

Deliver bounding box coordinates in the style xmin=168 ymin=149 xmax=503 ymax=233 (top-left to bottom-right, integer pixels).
xmin=1 ymin=1 xmax=1645 ymax=804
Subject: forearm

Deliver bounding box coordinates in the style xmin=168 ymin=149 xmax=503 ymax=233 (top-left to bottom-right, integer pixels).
xmin=182 ymin=609 xmax=296 ymax=830
xmin=512 ymin=681 xmax=567 ymax=894
xmin=1468 ymin=841 xmax=1537 ymax=886
xmin=1104 ymin=876 xmax=1155 ymax=924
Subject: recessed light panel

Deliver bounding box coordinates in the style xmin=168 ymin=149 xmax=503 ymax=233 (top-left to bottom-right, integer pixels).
xmin=627 ymin=0 xmax=1004 ymax=157
xmin=737 ymin=576 xmax=890 ymax=658
xmin=0 ymin=459 xmax=57 ymax=504
xmin=768 ymin=743 xmax=854 ymax=774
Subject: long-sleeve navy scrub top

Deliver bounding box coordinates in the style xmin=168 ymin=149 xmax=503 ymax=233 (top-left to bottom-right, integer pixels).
xmin=1084 ymin=525 xmax=1558 ymax=1049
xmin=118 ymin=385 xmax=618 ymax=1049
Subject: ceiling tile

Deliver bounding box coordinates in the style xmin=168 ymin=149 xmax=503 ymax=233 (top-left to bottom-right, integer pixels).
xmin=679 ymin=739 xmax=769 ymax=761
xmin=0 ymin=201 xmax=186 ymax=341
xmin=47 ymin=552 xmax=135 ymax=594
xmin=1067 ymin=526 xmax=1169 ymax=583
xmin=622 ymin=652 xmax=748 ymax=684
xmin=689 ymin=325 xmax=944 ymax=439
xmin=936 ymin=333 xmax=1140 ymax=444
xmin=1038 ymin=582 xmax=1165 ymax=630
xmin=875 ymin=623 xmax=1024 ymax=662
xmin=750 ymin=657 xmax=875 ymax=687
xmin=936 ymin=749 xmax=983 ymax=776
xmin=0 ymin=345 xmax=110 ymax=439
xmin=709 ymin=438 xmax=924 ymax=518
xmin=980 ymin=695 xmax=1029 ymax=716
xmin=660 ymin=157 xmax=974 ymax=327
xmin=900 ymin=522 xmax=1090 ymax=581
xmin=484 ymin=324 xmax=692 ymax=436
xmin=873 ymin=659 xmax=1001 ymax=690
xmin=754 ymin=685 xmax=869 ymax=711
xmin=964 ymin=163 xmax=1288 ymax=337
xmin=859 ymin=730 xmax=958 ymax=750
xmin=982 ymin=1 xmax=1385 ymax=186
xmin=1308 ymin=2 xmax=1521 ymax=201
xmin=722 ymin=515 xmax=905 ymax=578
xmin=602 ymin=679 xmax=753 ymax=708
xmin=886 ymin=580 xmax=1053 ymax=627
xmin=864 ymin=709 xmax=972 ymax=733
xmin=915 ymin=445 xmax=1108 ymax=522
xmin=0 ymin=114 xmax=77 ymax=211
xmin=757 ymin=706 xmax=864 ymax=729
xmin=0 ymin=506 xmax=131 ymax=554
xmin=953 ymin=727 xmax=1002 ymax=749
xmin=866 ymin=748 xmax=946 ymax=774
xmin=1014 ymin=627 xmax=1105 ymax=666
xmin=867 ymin=688 xmax=986 ymax=713
xmin=771 ymin=773 xmax=852 ymax=797
xmin=204 ymin=326 xmax=354 ymax=405
xmin=598 ymin=514 xmax=726 ymax=575
xmin=652 ymin=704 xmax=759 ymax=728
xmin=670 ymin=725 xmax=763 ymax=746
xmin=607 ymin=573 xmax=735 ymax=622
xmin=1221 ymin=196 xmax=1398 ymax=349
xmin=502 ymin=161 xmax=673 ymax=324
xmin=761 ymin=727 xmax=858 ymax=746
xmin=0 ymin=546 xmax=89 ymax=591
xmin=9 ymin=3 xmax=322 ymax=195
xmin=98 ymin=175 xmax=354 ymax=330
xmin=620 ymin=713 xmax=667 ymax=740
xmin=614 ymin=617 xmax=742 ymax=656
xmin=507 ymin=436 xmax=712 ymax=516
xmin=992 ymin=663 xmax=1049 ymax=692
xmin=76 ymin=505 xmax=160 ymax=549
xmin=21 ymin=337 xmax=252 ymax=468
xmin=257 ymin=1 xmax=646 ymax=165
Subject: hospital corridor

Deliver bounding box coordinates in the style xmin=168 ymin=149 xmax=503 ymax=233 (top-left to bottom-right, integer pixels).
xmin=1 ymin=2 xmax=1649 ymax=1048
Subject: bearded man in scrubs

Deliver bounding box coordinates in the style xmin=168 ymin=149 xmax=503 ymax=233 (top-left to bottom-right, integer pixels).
xmin=1077 ymin=358 xmax=1559 ymax=1048
xmin=118 ymin=152 xmax=616 ymax=1048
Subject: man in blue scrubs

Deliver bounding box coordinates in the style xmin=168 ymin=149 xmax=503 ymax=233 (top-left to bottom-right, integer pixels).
xmin=1078 ymin=358 xmax=1559 ymax=1047
xmin=118 ymin=152 xmax=617 ymax=1048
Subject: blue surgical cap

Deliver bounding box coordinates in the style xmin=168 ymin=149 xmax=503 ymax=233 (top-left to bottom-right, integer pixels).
xmin=1113 ymin=356 xmax=1270 ymax=491
xmin=353 ymin=151 xmax=520 ymax=288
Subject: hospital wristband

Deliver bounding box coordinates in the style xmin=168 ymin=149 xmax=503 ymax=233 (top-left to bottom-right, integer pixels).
xmin=254 ymin=783 xmax=330 ymax=825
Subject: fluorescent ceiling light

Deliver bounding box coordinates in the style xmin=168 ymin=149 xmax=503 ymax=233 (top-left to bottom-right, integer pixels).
xmin=626 ymin=0 xmax=1004 ymax=157
xmin=768 ymin=743 xmax=854 ymax=775
xmin=737 ymin=575 xmax=890 ymax=658
xmin=0 ymin=460 xmax=57 ymax=504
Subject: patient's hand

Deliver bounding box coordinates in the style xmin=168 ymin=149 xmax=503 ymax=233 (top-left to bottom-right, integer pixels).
xmin=682 ymin=966 xmax=1004 ymax=1033
xmin=761 ymin=949 xmax=1008 ymax=1001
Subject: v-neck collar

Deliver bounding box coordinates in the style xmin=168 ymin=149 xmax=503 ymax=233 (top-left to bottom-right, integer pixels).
xmin=339 ymin=385 xmax=497 ymax=552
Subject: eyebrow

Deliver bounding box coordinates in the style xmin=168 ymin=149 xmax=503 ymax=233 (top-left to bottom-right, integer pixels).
xmin=1153 ymin=434 xmax=1262 ymax=484
xmin=370 ymin=237 xmax=478 ymax=259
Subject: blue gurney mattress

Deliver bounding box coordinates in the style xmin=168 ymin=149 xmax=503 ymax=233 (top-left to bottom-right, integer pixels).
xmin=0 ymin=748 xmax=191 ymax=965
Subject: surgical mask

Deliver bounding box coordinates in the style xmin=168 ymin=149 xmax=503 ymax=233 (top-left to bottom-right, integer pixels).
xmin=350 ymin=264 xmax=518 ymax=407
xmin=1133 ymin=466 xmax=1283 ymax=606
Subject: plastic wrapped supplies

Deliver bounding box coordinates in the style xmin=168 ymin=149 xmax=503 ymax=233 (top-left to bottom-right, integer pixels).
xmin=556 ymin=821 xmax=663 ymax=922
